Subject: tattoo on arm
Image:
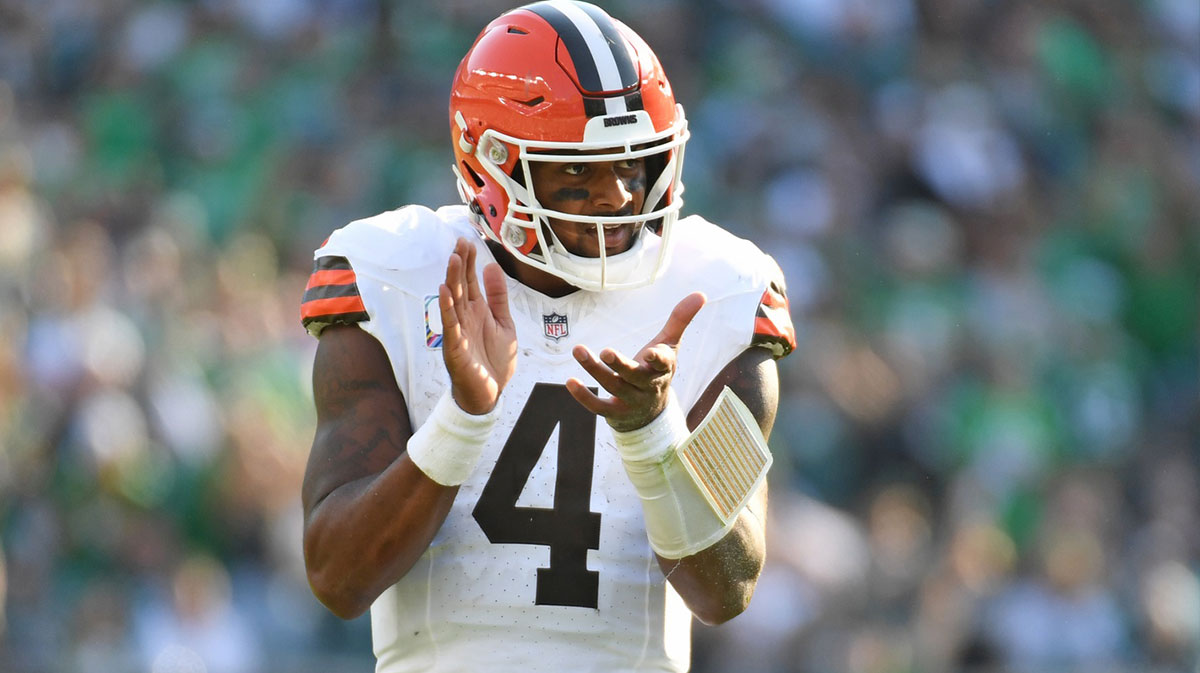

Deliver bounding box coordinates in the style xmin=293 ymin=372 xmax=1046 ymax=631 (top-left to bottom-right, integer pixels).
xmin=329 ymin=425 xmax=400 ymax=466
xmin=304 ymin=326 xmax=412 ymax=511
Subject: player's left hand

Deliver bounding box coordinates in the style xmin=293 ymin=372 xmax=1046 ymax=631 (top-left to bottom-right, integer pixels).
xmin=566 ymin=292 xmax=705 ymax=432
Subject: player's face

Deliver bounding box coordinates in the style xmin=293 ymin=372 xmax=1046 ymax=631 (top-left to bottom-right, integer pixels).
xmin=529 ymin=152 xmax=647 ymax=258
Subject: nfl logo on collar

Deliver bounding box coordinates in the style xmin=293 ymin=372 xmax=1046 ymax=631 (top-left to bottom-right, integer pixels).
xmin=543 ymin=312 xmax=569 ymax=341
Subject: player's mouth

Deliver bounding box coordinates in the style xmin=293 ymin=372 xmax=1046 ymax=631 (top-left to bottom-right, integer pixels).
xmin=584 ymin=221 xmax=635 ymax=254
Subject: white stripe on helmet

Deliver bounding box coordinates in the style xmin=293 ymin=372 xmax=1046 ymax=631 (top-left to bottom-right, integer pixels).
xmin=548 ymin=1 xmax=629 ymax=116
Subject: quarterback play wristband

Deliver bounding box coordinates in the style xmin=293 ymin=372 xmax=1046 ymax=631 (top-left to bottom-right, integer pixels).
xmin=613 ymin=388 xmax=773 ymax=559
xmin=405 ymin=391 xmax=501 ymax=487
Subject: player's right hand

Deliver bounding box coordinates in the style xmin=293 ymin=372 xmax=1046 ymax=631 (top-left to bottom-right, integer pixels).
xmin=439 ymin=237 xmax=517 ymax=414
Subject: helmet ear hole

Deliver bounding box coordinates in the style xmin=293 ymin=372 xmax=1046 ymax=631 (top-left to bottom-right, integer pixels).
xmin=461 ymin=162 xmax=485 ymax=188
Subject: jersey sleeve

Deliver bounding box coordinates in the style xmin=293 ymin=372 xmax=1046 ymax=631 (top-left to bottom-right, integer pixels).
xmin=300 ymin=254 xmax=370 ymax=337
xmin=749 ymin=268 xmax=796 ymax=359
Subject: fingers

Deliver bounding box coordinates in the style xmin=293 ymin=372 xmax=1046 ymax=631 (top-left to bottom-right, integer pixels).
xmin=598 ymin=347 xmax=642 ymax=378
xmin=643 ymin=344 xmax=674 ymax=373
xmin=566 ymin=377 xmax=634 ymax=420
xmin=482 ymin=263 xmax=513 ymax=328
xmin=653 ymin=291 xmax=706 ymax=348
xmin=444 ymin=238 xmax=481 ymax=303
xmin=572 ymin=344 xmax=635 ymax=397
xmin=441 ymin=240 xmax=476 ymax=352
xmin=462 ymin=240 xmax=482 ymax=302
xmin=565 ymin=377 xmax=607 ymax=416
xmin=438 ymin=282 xmax=461 ymax=350
xmin=445 ymin=242 xmax=466 ymax=307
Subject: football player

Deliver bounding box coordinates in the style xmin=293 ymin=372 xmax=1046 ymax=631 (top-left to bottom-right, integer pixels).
xmin=299 ymin=2 xmax=796 ymax=671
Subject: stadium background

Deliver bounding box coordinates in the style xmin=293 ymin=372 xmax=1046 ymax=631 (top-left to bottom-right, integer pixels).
xmin=0 ymin=0 xmax=1196 ymax=671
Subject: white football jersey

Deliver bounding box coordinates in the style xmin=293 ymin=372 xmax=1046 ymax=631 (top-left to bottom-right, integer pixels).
xmin=301 ymin=205 xmax=795 ymax=673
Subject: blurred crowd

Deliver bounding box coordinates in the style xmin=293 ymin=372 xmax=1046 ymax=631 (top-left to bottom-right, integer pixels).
xmin=0 ymin=0 xmax=1196 ymax=672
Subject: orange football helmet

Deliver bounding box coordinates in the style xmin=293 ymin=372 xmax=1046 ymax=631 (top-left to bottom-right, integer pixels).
xmin=449 ymin=1 xmax=689 ymax=291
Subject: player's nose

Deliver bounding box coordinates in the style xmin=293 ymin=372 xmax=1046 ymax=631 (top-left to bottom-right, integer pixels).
xmin=588 ymin=162 xmax=635 ymax=212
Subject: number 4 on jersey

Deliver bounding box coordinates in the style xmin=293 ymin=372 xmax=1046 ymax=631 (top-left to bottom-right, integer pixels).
xmin=472 ymin=383 xmax=602 ymax=608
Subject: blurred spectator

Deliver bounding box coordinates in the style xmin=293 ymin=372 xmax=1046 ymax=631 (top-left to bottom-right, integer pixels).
xmin=133 ymin=553 xmax=262 ymax=673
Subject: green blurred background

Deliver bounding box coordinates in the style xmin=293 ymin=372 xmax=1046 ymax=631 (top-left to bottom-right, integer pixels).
xmin=0 ymin=1 xmax=1196 ymax=671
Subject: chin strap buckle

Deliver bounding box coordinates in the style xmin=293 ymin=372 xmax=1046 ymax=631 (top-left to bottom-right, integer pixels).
xmin=455 ymin=111 xmax=476 ymax=153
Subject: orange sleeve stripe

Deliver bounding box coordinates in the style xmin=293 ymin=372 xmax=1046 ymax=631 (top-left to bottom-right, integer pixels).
xmin=762 ymin=287 xmax=787 ymax=309
xmin=301 ymin=295 xmax=367 ymax=320
xmin=306 ymin=268 xmax=357 ymax=290
xmin=754 ymin=315 xmax=789 ymax=339
xmin=753 ymin=315 xmax=797 ymax=352
xmin=754 ymin=282 xmax=798 ymax=356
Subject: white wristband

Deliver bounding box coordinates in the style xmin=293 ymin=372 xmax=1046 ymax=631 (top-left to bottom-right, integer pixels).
xmin=406 ymin=391 xmax=500 ymax=486
xmin=611 ymin=391 xmax=691 ymax=463
xmin=612 ymin=388 xmax=772 ymax=559
xmin=612 ymin=392 xmax=728 ymax=559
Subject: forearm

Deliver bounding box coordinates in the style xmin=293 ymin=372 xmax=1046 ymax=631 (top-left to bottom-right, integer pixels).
xmin=657 ymin=486 xmax=767 ymax=625
xmin=611 ymin=382 xmax=772 ymax=621
xmin=649 ymin=348 xmax=777 ymax=623
xmin=304 ymin=456 xmax=456 ymax=619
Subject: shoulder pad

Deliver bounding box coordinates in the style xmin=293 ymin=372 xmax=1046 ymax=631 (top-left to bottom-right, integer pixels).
xmin=321 ymin=205 xmax=472 ymax=272
xmin=300 ymin=205 xmax=476 ymax=336
xmin=670 ymin=216 xmax=796 ymax=358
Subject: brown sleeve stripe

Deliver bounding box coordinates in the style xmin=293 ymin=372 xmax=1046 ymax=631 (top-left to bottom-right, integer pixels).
xmin=302 ymin=281 xmax=360 ymax=304
xmin=300 ymin=255 xmax=369 ymax=328
xmin=306 ymin=268 xmax=357 ymax=290
xmin=314 ymin=255 xmax=353 ymax=271
xmin=301 ymin=295 xmax=369 ymax=324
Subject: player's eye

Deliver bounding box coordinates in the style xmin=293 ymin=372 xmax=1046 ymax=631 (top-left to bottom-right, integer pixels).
xmin=615 ymin=158 xmax=642 ymax=171
xmin=562 ymin=163 xmax=587 ymax=176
